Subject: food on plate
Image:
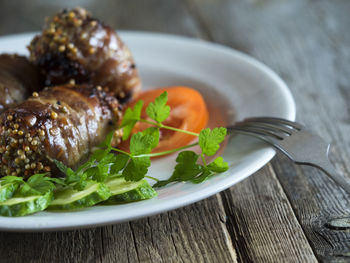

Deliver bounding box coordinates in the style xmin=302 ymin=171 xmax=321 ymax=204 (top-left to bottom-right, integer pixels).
xmin=119 ymin=86 xmax=209 ymax=153
xmin=102 ymin=176 xmax=157 ymax=204
xmin=0 ymin=84 xmax=121 ymax=178
xmin=0 ymin=88 xmax=228 ymax=216
xmin=0 ymin=54 xmax=40 ymax=112
xmin=48 ymin=176 xmax=156 ymax=210
xmin=28 ymin=7 xmax=140 ymax=102
xmin=0 ymin=190 xmax=52 ymax=217
xmin=0 ymin=7 xmax=229 ymax=217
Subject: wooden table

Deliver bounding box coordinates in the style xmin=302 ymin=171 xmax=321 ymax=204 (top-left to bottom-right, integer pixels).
xmin=0 ymin=0 xmax=349 ymax=262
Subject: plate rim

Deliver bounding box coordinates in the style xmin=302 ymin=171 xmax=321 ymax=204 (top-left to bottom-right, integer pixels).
xmin=0 ymin=31 xmax=296 ymax=232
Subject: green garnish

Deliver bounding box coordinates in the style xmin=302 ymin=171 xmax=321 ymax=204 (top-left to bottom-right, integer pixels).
xmin=0 ymin=90 xmax=229 ymax=216
xmin=56 ymin=91 xmax=229 ymax=187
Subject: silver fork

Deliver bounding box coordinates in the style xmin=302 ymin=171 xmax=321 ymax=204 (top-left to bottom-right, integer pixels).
xmin=227 ymin=117 xmax=350 ymax=195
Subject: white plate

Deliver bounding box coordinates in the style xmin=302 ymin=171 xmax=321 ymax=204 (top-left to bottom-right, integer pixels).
xmin=0 ymin=32 xmax=295 ymax=231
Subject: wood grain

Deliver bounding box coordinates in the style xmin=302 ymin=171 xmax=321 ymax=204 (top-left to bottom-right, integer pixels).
xmin=0 ymin=0 xmax=348 ymax=262
xmin=219 ymin=165 xmax=317 ymax=262
xmin=0 ymin=197 xmax=236 ymax=263
xmin=187 ymin=0 xmax=350 ymax=261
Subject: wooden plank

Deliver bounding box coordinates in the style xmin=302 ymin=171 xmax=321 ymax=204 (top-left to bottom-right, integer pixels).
xmin=219 ymin=165 xmax=317 ymax=262
xmin=0 ymin=198 xmax=236 ymax=263
xmin=187 ymin=0 xmax=350 ymax=261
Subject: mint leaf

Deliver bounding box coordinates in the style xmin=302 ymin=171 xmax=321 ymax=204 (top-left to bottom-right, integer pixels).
xmin=207 ymin=157 xmax=229 ymax=173
xmin=110 ymin=154 xmax=129 ymax=175
xmin=146 ymin=91 xmax=170 ymax=123
xmin=141 ymin=127 xmax=160 ymax=150
xmin=199 ymin=127 xmax=227 ymax=156
xmin=130 ymin=132 xmax=154 ymax=155
xmin=121 ymin=100 xmax=143 ymax=140
xmin=122 ymin=156 xmax=151 ymax=181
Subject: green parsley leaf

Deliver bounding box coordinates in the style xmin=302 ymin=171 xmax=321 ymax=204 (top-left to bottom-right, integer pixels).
xmin=110 ymin=154 xmax=129 ymax=175
xmin=75 ymin=156 xmax=96 ymax=174
xmin=121 ymin=100 xmax=143 ymax=140
xmin=16 ymin=173 xmax=56 ymax=196
xmin=97 ymin=131 xmax=114 ymax=150
xmin=130 ymin=132 xmax=154 ymax=155
xmin=54 ymin=160 xmax=71 ymax=175
xmin=85 ymin=167 xmax=98 ymax=178
xmin=94 ymin=165 xmax=109 ymax=182
xmin=0 ymin=176 xmax=23 ymax=185
xmin=141 ymin=127 xmax=160 ymax=150
xmin=172 ymin=151 xmax=202 ymax=181
xmin=72 ymin=173 xmax=88 ymax=191
xmin=207 ymin=157 xmax=229 ymax=173
xmin=199 ymin=127 xmax=227 ymax=156
xmin=146 ymin=91 xmax=170 ymax=123
xmin=99 ymin=153 xmax=118 ymax=165
xmin=154 ymin=151 xmax=202 ymax=187
xmin=54 ymin=160 xmax=87 ymax=189
xmin=191 ymin=168 xmax=211 ymax=184
xmin=122 ymin=156 xmax=151 ymax=181
xmin=91 ymin=149 xmax=109 ymax=162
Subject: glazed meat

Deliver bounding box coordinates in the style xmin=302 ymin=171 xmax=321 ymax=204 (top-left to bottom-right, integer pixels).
xmin=0 ymin=84 xmax=121 ymax=178
xmin=28 ymin=7 xmax=141 ymax=103
xmin=0 ymin=54 xmax=40 ymax=112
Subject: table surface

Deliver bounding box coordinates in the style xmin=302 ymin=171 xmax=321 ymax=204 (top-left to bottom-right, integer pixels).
xmin=0 ymin=0 xmax=349 ymax=262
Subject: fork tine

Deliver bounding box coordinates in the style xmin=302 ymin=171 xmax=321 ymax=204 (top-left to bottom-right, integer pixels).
xmin=236 ymin=121 xmax=294 ymax=136
xmin=228 ymin=126 xmax=283 ymax=142
xmin=244 ymin=117 xmax=303 ymax=130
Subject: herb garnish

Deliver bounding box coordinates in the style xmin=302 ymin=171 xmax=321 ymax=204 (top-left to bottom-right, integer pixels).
xmin=54 ymin=91 xmax=228 ymax=188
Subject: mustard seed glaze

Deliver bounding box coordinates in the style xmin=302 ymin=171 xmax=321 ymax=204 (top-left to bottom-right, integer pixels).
xmin=28 ymin=7 xmax=141 ymax=102
xmin=0 ymin=84 xmax=122 ymax=178
xmin=0 ymin=8 xmax=141 ymax=178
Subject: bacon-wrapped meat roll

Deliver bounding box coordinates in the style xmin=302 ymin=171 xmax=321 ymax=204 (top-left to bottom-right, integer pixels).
xmin=0 ymin=54 xmax=39 ymax=112
xmin=28 ymin=7 xmax=140 ymax=103
xmin=0 ymin=84 xmax=121 ymax=178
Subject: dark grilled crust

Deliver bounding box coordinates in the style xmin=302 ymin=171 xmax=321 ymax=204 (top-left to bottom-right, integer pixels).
xmin=28 ymin=7 xmax=141 ymax=102
xmin=0 ymin=84 xmax=122 ymax=178
xmin=0 ymin=54 xmax=40 ymax=112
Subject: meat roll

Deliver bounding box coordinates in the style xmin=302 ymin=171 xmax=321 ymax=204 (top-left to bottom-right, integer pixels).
xmin=0 ymin=84 xmax=121 ymax=178
xmin=28 ymin=7 xmax=141 ymax=103
xmin=0 ymin=54 xmax=40 ymax=112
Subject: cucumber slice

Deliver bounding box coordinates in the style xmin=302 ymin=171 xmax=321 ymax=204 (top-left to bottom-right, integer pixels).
xmin=103 ymin=176 xmax=157 ymax=204
xmin=0 ymin=191 xmax=52 ymax=217
xmin=48 ymin=181 xmax=111 ymax=210
xmin=0 ymin=183 xmax=19 ymax=202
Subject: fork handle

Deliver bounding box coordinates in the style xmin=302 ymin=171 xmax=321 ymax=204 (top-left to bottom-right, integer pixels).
xmin=313 ymin=160 xmax=350 ymax=195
